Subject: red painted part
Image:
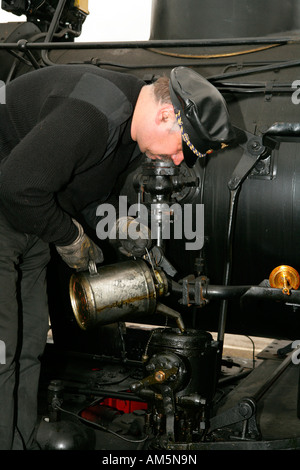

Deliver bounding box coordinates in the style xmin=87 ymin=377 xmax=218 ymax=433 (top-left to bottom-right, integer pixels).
xmin=80 ymin=398 xmax=148 ymax=423
xmin=102 ymin=397 xmax=148 ymax=413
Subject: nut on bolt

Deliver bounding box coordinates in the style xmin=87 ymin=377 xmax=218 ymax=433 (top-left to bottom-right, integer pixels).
xmin=154 ymin=370 xmax=166 ymax=382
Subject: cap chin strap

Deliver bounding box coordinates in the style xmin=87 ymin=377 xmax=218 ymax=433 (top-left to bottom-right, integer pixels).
xmin=175 ymin=109 xmax=209 ymax=159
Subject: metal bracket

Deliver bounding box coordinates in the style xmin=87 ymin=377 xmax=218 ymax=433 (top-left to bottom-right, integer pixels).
xmin=228 ymin=129 xmax=269 ymax=191
xmin=209 ymin=397 xmax=261 ymax=441
xmin=161 ymin=385 xmax=176 ymax=442
xmin=180 ymin=275 xmax=210 ymax=307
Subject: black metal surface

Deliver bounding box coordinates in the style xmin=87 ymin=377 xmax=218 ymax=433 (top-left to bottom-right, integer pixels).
xmin=150 ymin=0 xmax=300 ymax=39
xmin=148 ymin=328 xmax=218 ymax=400
xmin=35 ymin=335 xmax=300 ymax=451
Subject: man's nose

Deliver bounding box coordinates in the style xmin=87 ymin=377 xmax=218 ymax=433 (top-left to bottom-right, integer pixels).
xmin=171 ymin=153 xmax=184 ymax=166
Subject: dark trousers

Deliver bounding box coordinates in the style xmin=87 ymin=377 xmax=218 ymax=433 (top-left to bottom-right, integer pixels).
xmin=0 ymin=210 xmax=50 ymax=450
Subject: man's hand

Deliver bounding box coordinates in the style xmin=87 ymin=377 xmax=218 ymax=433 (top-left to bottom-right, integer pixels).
xmin=110 ymin=216 xmax=152 ymax=257
xmin=56 ymin=219 xmax=104 ymax=271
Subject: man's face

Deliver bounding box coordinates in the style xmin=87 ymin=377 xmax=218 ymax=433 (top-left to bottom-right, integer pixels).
xmin=137 ymin=123 xmax=184 ymax=166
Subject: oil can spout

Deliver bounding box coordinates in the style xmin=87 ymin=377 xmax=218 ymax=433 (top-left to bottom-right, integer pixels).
xmin=156 ymin=302 xmax=185 ymax=333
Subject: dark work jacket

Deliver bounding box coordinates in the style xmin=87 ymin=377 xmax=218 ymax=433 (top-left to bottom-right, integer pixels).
xmin=0 ymin=65 xmax=144 ymax=245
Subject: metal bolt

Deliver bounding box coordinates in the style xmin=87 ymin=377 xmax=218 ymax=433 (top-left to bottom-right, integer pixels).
xmin=155 ymin=370 xmax=166 ymax=382
xmin=251 ymin=141 xmax=260 ymax=149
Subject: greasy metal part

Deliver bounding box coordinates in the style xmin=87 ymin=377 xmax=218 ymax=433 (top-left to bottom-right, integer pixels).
xmin=133 ymin=160 xmax=199 ymax=248
xmin=154 ymin=370 xmax=166 ymax=382
xmin=47 ymin=380 xmax=64 ymax=423
xmin=69 ymin=259 xmax=168 ymax=330
xmin=162 ymin=384 xmax=176 ymax=442
xmin=176 ymin=394 xmax=206 ymax=407
xmin=209 ymin=397 xmax=260 ymax=440
xmin=178 ymin=275 xmax=300 ymax=305
xmin=269 ymin=265 xmax=300 ymax=295
xmin=133 ymin=160 xmax=200 ymax=201
xmin=134 ymin=160 xmax=178 ymax=249
xmin=152 ymin=270 xmax=167 ymax=298
xmin=148 ymin=328 xmax=218 ymax=400
xmin=130 ymin=363 xmax=179 ymax=392
xmin=133 ymin=328 xmax=219 ymax=443
xmin=209 ymin=350 xmax=296 ymax=441
xmin=131 ymin=350 xmax=186 ymax=442
xmin=171 ymin=162 xmax=202 ymax=204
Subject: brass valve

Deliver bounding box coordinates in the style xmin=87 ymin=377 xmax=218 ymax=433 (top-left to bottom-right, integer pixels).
xmin=130 ymin=366 xmax=178 ymax=393
xmin=269 ymin=265 xmax=300 ymax=295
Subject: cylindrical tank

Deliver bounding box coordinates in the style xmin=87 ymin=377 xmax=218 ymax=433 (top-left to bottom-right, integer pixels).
xmin=148 ymin=328 xmax=218 ymax=400
xmin=150 ymin=0 xmax=300 ymax=39
xmin=0 ymin=22 xmax=41 ymax=81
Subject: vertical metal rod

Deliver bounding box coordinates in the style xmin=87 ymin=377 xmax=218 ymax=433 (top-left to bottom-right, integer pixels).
xmin=41 ymin=0 xmax=67 ymax=66
xmin=217 ymin=187 xmax=241 ymax=344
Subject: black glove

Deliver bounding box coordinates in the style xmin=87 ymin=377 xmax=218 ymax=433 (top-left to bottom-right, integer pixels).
xmin=56 ymin=219 xmax=104 ymax=271
xmin=110 ymin=216 xmax=152 ymax=257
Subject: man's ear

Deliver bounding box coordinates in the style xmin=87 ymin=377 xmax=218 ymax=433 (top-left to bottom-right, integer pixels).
xmin=155 ymin=104 xmax=175 ymax=125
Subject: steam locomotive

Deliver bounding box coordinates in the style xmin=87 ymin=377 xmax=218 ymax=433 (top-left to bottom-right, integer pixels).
xmin=1 ymin=0 xmax=300 ymax=451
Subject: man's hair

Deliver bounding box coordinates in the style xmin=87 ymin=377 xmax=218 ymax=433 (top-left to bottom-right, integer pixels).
xmin=152 ymin=76 xmax=180 ymax=133
xmin=152 ymin=76 xmax=172 ymax=104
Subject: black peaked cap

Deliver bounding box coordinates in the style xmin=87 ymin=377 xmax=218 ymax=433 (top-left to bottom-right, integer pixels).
xmin=169 ymin=67 xmax=235 ymax=167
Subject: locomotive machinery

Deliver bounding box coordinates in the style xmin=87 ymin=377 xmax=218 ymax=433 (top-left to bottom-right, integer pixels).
xmin=2 ymin=0 xmax=300 ymax=451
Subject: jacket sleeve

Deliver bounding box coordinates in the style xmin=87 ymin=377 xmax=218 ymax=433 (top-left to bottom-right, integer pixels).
xmin=0 ymin=99 xmax=109 ymax=245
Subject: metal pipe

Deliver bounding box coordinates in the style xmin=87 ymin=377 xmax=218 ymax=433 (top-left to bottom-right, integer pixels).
xmin=206 ymin=284 xmax=300 ymax=302
xmin=41 ymin=0 xmax=68 ymax=66
xmin=252 ymin=352 xmax=294 ymax=402
xmin=156 ymin=302 xmax=185 ymax=333
xmin=218 ymin=188 xmax=240 ymax=344
xmin=65 ymin=386 xmax=145 ymax=402
xmin=0 ymin=36 xmax=295 ymax=51
xmin=208 ymin=58 xmax=300 ymax=81
xmin=169 ymin=279 xmax=300 ymax=303
xmin=205 ymin=285 xmax=251 ymax=299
